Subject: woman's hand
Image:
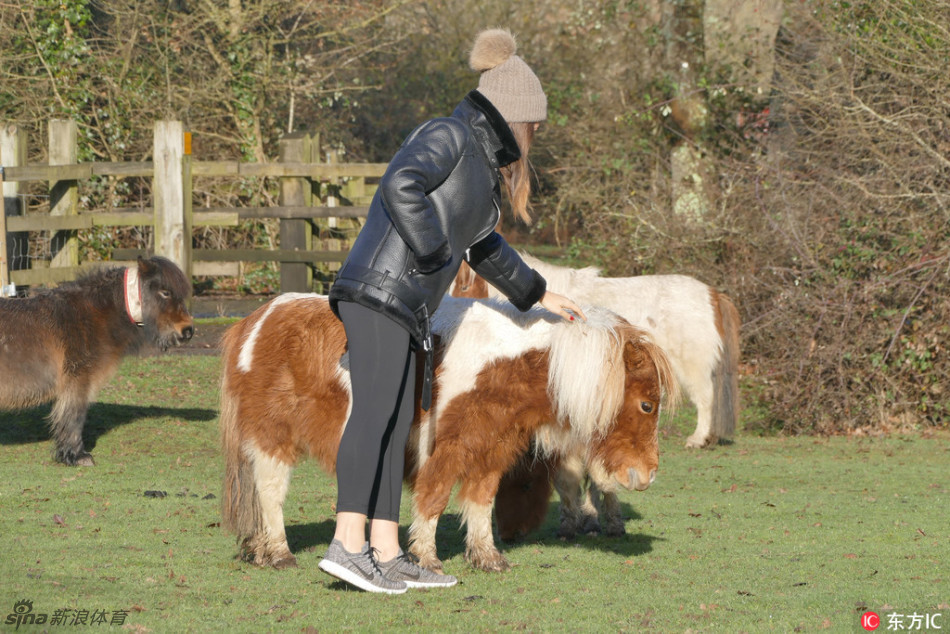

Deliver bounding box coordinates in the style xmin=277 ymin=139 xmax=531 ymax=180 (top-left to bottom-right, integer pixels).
xmin=540 ymin=291 xmax=587 ymax=322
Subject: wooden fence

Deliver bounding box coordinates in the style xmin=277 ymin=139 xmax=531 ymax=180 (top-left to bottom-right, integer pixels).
xmin=0 ymin=120 xmax=386 ymax=296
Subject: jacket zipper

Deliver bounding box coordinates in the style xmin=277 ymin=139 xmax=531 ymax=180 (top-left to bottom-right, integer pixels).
xmin=467 ymin=197 xmax=502 ymax=257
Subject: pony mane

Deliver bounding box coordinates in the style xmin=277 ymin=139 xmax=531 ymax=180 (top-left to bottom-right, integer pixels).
xmin=544 ymin=307 xmax=629 ymax=449
xmin=617 ymin=321 xmax=681 ymax=412
xmin=33 ymin=263 xmax=124 ymax=298
xmin=540 ymin=309 xmax=680 ymax=456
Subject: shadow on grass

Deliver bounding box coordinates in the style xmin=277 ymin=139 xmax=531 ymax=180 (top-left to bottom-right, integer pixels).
xmin=493 ymin=501 xmax=664 ymax=559
xmin=281 ymin=519 xmax=470 ymax=565
xmin=280 ymin=515 xmax=660 ymax=571
xmin=440 ymin=501 xmax=662 ymax=564
xmin=242 ymin=501 xmax=659 ymax=578
xmin=0 ymin=403 xmax=217 ymax=450
xmin=285 ymin=520 xmax=338 ymax=556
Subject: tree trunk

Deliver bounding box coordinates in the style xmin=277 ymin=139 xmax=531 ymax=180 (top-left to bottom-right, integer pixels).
xmin=703 ymin=0 xmax=783 ymax=95
xmin=665 ymin=0 xmax=783 ymax=222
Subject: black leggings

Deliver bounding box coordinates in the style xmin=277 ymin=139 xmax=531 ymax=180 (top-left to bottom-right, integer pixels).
xmin=335 ymin=301 xmax=416 ymax=522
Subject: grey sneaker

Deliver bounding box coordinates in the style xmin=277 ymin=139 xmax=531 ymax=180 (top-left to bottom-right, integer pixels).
xmin=377 ymin=550 xmax=458 ymax=588
xmin=318 ymin=540 xmax=407 ymax=594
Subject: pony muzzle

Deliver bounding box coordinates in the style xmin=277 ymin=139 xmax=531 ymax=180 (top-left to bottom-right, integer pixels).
xmin=627 ymin=466 xmax=657 ymax=491
xmin=178 ymin=322 xmax=195 ymax=342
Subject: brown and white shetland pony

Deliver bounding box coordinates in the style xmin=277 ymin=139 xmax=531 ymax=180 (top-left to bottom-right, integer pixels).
xmin=218 ymin=294 xmax=676 ymax=573
xmin=451 ymin=255 xmax=740 ymax=540
xmin=0 ymin=256 xmax=194 ymax=466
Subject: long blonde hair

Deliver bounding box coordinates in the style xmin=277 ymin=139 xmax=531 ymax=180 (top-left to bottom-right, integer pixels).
xmin=500 ymin=122 xmax=536 ymax=225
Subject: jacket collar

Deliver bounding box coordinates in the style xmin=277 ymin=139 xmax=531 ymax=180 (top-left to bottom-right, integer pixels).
xmin=453 ymin=90 xmax=522 ymax=168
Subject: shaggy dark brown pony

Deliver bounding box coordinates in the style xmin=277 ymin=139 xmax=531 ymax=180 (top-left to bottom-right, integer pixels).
xmin=0 ymin=256 xmax=194 ymax=466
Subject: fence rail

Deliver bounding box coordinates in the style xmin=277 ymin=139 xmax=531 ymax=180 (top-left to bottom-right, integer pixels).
xmin=0 ymin=120 xmax=384 ymax=296
xmin=3 ymin=161 xmax=154 ymax=180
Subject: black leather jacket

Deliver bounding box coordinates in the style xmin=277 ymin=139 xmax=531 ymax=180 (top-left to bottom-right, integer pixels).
xmin=329 ymin=90 xmax=546 ymax=347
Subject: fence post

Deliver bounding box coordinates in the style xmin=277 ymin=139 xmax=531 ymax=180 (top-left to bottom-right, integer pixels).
xmin=326 ymin=148 xmax=339 ymax=228
xmin=1 ymin=123 xmax=27 ymax=294
xmin=49 ymin=119 xmax=79 ymax=270
xmin=182 ymin=129 xmax=193 ymax=280
xmin=0 ymin=165 xmax=7 ymax=294
xmin=153 ymin=121 xmax=190 ymax=276
xmin=278 ymin=131 xmax=313 ymax=292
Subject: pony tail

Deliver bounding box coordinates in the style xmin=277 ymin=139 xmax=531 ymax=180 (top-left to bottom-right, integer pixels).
xmin=219 ymin=329 xmax=262 ymax=540
xmin=712 ymin=293 xmax=740 ymax=438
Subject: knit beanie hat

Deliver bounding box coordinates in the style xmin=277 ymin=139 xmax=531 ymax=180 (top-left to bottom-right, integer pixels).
xmin=469 ymin=29 xmax=547 ymax=123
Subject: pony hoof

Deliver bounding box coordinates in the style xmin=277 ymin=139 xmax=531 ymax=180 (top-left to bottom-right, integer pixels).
xmin=685 ymin=435 xmax=712 ymax=449
xmin=408 ymin=546 xmax=443 ymax=572
xmin=475 ymin=558 xmax=511 ymax=573
xmin=604 ymin=524 xmax=626 ymax=538
xmin=272 ymin=556 xmax=298 ymax=570
xmin=468 ymin=551 xmax=511 ymax=572
xmin=580 ymin=517 xmax=602 ymax=535
xmin=58 ymin=452 xmax=95 ymax=467
xmin=556 ymin=526 xmax=578 ymax=540
xmin=417 ymin=557 xmax=444 ymax=573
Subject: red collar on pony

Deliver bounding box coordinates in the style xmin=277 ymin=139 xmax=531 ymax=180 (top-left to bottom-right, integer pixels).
xmin=124 ymin=267 xmax=144 ymax=326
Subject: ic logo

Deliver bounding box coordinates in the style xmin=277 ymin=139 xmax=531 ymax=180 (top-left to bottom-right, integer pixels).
xmin=862 ymin=611 xmax=881 ymax=631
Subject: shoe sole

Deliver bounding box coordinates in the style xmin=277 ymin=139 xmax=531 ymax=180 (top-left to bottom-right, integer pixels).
xmin=403 ymin=578 xmax=458 ymax=588
xmin=318 ymin=559 xmax=408 ymax=595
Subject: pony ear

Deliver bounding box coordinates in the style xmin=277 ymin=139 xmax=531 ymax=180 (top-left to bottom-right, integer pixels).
xmin=137 ymin=255 xmax=157 ymax=277
xmin=623 ymin=340 xmax=646 ymax=373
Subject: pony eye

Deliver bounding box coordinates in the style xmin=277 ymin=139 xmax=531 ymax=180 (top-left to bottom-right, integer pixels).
xmin=158 ymin=290 xmax=172 ymax=300
xmin=640 ymin=401 xmax=654 ymax=414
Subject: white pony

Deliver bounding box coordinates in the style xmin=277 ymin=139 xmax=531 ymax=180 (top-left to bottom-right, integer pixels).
xmin=452 ymin=254 xmax=740 ymax=537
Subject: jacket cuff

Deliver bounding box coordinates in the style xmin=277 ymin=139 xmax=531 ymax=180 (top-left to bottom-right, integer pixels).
xmin=415 ymin=241 xmax=452 ymax=273
xmin=510 ymin=270 xmax=547 ymax=312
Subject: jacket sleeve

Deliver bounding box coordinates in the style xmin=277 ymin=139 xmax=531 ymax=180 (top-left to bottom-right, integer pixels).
xmin=467 ymin=232 xmax=547 ymax=311
xmin=378 ymin=119 xmax=467 ymax=273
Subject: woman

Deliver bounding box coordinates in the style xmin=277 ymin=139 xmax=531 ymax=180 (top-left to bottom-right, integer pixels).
xmin=320 ymin=28 xmax=586 ymax=594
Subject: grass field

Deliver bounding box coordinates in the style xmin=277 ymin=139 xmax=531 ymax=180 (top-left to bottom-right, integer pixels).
xmin=1 ymin=336 xmax=947 ymax=632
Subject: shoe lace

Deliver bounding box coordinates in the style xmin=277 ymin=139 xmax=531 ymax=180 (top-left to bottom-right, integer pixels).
xmin=394 ymin=550 xmax=436 ymax=577
xmin=365 ymin=546 xmax=386 ymax=575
